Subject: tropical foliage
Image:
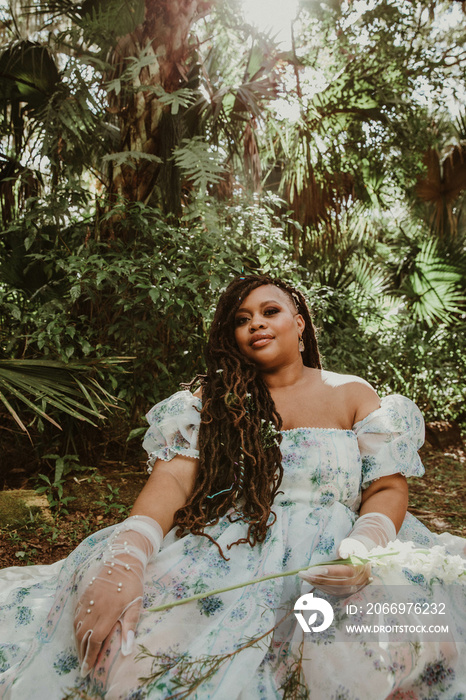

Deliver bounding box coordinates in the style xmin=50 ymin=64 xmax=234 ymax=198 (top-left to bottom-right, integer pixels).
xmin=0 ymin=358 xmax=119 ymax=433
xmin=0 ymin=0 xmax=465 ymax=474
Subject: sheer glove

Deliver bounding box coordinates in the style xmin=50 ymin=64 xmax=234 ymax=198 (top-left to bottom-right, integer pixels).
xmin=298 ymin=560 xmax=371 ymax=597
xmin=73 ymin=515 xmax=163 ymax=676
xmin=337 ymin=512 xmax=397 ymax=558
xmin=299 ymin=512 xmax=396 ymax=597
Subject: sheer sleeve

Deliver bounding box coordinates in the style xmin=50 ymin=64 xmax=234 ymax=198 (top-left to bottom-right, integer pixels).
xmin=353 ymin=394 xmax=425 ymax=489
xmin=142 ymin=390 xmax=201 ymax=472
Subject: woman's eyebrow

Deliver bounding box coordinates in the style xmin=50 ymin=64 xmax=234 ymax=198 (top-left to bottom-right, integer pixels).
xmin=235 ymin=300 xmax=282 ymax=314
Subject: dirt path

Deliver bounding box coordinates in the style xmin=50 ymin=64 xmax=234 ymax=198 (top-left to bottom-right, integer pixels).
xmin=406 ymin=442 xmax=466 ymax=538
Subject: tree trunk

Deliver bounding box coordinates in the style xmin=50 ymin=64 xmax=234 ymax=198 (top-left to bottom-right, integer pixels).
xmin=107 ymin=0 xmax=214 ymax=210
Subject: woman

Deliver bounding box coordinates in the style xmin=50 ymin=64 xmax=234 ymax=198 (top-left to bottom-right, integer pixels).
xmin=0 ymin=274 xmax=465 ymax=699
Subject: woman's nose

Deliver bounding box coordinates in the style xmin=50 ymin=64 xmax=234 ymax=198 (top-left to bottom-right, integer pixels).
xmin=249 ymin=316 xmax=266 ymax=331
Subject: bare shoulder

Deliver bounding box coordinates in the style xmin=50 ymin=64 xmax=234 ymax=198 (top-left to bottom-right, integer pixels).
xmin=321 ymin=370 xmax=380 ymax=425
xmin=193 ymin=386 xmax=202 ymax=398
xmin=320 ymin=369 xmax=373 ymax=390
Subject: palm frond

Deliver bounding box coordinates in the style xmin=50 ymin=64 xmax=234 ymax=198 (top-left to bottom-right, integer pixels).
xmin=397 ymin=239 xmax=465 ymax=326
xmin=0 ymin=358 xmax=124 ymax=435
xmin=172 ymin=137 xmax=227 ymax=192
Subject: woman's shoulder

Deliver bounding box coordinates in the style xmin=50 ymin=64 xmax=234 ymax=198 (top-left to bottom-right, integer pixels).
xmin=145 ymin=389 xmax=201 ymax=423
xmin=319 ymin=370 xmax=380 ymax=424
xmin=320 ymin=369 xmax=373 ymax=389
xmin=143 ymin=390 xmax=201 ymax=467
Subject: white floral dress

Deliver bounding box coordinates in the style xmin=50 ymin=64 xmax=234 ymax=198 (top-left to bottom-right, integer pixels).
xmin=0 ymin=392 xmax=465 ymax=700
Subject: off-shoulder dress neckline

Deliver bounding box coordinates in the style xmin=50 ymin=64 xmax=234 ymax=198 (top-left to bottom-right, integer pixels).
xmin=181 ymin=390 xmax=418 ymax=436
xmin=280 ymin=426 xmax=355 ymax=435
xmin=182 ymin=390 xmax=364 ymax=435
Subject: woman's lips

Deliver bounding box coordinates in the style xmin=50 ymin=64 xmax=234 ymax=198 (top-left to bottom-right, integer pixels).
xmin=251 ymin=337 xmax=273 ymax=348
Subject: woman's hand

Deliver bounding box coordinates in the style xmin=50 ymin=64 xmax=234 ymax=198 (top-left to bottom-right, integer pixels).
xmin=299 ymin=512 xmax=398 ymax=597
xmin=298 ymin=561 xmax=372 ymax=597
xmin=73 ymin=516 xmax=163 ymax=676
xmin=298 ymin=525 xmax=373 ymax=597
xmin=74 ymin=550 xmax=145 ymax=675
xmin=73 ymin=455 xmax=196 ymax=676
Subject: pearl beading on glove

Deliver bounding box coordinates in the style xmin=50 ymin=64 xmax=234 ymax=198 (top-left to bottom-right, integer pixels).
xmin=85 ymin=515 xmax=163 ymax=597
xmin=75 ymin=514 xmax=164 ymax=677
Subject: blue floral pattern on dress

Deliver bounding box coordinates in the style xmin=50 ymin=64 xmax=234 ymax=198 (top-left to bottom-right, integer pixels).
xmin=354 ymin=394 xmax=425 ymax=488
xmin=53 ymin=649 xmax=79 ymax=675
xmin=414 ymin=655 xmax=457 ymax=698
xmin=15 ymin=606 xmax=33 ymax=626
xmin=198 ymin=596 xmax=224 ymax=617
xmin=142 ymin=391 xmax=201 ymax=469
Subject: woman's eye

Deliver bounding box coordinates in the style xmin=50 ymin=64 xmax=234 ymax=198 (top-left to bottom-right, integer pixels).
xmin=264 ymin=308 xmax=279 ymax=316
xmin=235 ymin=317 xmax=248 ymax=326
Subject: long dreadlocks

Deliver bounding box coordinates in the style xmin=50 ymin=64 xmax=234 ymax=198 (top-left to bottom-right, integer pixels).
xmin=173 ymin=274 xmax=322 ymax=558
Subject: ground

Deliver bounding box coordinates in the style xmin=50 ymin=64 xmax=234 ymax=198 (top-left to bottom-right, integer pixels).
xmin=0 ymin=439 xmax=465 ymax=569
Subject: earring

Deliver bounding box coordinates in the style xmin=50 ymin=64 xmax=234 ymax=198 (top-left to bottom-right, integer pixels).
xmin=298 ymin=336 xmax=304 ymax=352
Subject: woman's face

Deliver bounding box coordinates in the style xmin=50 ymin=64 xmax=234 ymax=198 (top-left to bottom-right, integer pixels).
xmin=233 ymin=285 xmax=305 ymax=369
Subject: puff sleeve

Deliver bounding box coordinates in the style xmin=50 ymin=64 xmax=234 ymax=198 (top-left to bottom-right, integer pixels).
xmin=353 ymin=394 xmax=425 ymax=489
xmin=142 ymin=390 xmax=201 ymax=472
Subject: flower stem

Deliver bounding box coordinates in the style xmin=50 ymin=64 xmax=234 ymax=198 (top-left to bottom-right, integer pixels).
xmin=147 ymin=558 xmax=355 ymax=613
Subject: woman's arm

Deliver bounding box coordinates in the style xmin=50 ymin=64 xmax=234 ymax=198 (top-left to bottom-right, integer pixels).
xmin=130 ymin=455 xmax=198 ymax=534
xmin=359 ymin=473 xmax=408 ymax=531
xmin=349 ymin=379 xmax=409 ymax=530
xmin=74 ymin=455 xmax=198 ymax=673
